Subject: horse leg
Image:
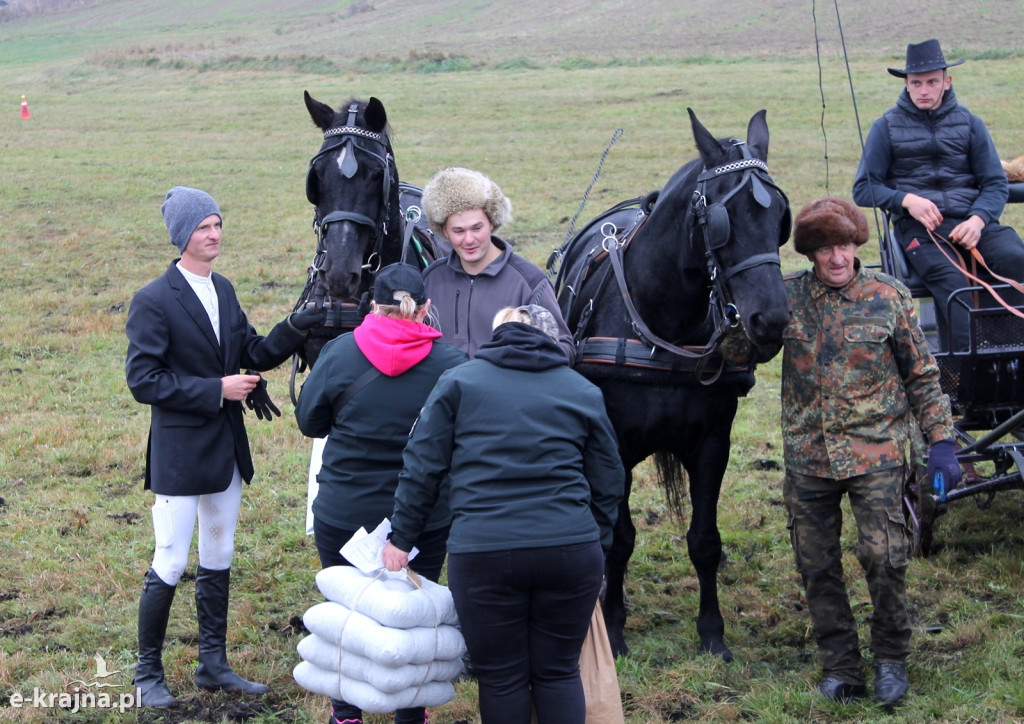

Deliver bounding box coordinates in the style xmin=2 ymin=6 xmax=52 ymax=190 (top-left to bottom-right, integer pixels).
xmin=682 ymin=413 xmax=735 ymax=662
xmin=603 ymin=470 xmax=635 ymax=657
xmin=686 ymin=501 xmax=732 ymax=661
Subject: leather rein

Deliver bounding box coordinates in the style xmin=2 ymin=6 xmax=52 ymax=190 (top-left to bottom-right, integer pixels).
xmin=927 ymin=228 xmax=1024 ymax=320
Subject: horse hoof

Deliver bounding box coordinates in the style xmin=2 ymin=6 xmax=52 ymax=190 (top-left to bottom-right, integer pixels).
xmin=702 ymin=639 xmax=733 ymax=662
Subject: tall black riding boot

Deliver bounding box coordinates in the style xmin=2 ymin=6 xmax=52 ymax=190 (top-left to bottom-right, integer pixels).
xmin=194 ymin=565 xmax=271 ymax=695
xmin=134 ymin=568 xmax=180 ymax=708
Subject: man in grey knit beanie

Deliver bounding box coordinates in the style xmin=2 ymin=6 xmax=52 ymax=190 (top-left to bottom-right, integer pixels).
xmin=162 ymin=186 xmax=222 ymax=253
xmin=124 ymin=185 xmax=327 ymax=708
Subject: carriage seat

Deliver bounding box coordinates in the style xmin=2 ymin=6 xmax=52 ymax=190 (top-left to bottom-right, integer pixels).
xmin=877 ymin=210 xmax=939 ymax=348
xmin=1009 ymin=182 xmax=1024 ymax=204
xmin=879 ymin=211 xmax=930 ymax=297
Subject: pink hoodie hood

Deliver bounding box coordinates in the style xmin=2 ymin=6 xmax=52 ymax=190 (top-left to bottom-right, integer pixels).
xmin=353 ymin=313 xmax=443 ymax=376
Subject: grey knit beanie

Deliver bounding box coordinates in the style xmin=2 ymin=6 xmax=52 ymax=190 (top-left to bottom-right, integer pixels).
xmin=161 ymin=186 xmax=221 ymax=253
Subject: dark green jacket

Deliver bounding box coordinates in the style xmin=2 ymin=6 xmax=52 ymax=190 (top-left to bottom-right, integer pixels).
xmin=295 ymin=330 xmax=466 ymax=532
xmin=390 ymin=322 xmax=624 ymax=554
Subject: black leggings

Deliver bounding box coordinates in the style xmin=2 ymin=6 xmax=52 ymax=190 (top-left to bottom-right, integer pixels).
xmin=447 ymin=540 xmax=604 ymax=724
xmin=313 ymin=517 xmax=449 ymax=724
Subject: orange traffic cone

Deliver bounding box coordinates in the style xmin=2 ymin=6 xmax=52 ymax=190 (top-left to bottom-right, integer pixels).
xmin=21 ymin=95 xmax=30 ymax=119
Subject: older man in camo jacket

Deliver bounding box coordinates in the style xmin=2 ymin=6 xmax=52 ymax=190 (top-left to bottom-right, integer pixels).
xmin=780 ymin=197 xmax=961 ymax=708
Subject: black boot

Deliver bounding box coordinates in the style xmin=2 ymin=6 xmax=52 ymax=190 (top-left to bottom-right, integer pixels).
xmin=329 ymin=699 xmax=363 ymax=723
xmin=874 ymin=662 xmax=909 ymax=707
xmin=193 ymin=565 xmax=271 ymax=695
xmin=393 ymin=706 xmax=428 ymax=723
xmin=134 ymin=568 xmax=180 ymax=708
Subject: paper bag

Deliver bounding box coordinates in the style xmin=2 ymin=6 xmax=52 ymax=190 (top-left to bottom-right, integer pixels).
xmin=579 ymin=599 xmax=625 ymax=723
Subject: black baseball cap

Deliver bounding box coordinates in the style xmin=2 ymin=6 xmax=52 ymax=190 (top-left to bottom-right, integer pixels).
xmin=372 ymin=263 xmax=427 ymax=305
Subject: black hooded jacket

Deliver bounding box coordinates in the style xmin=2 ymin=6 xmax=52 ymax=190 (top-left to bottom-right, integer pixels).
xmin=390 ymin=322 xmax=624 ymax=555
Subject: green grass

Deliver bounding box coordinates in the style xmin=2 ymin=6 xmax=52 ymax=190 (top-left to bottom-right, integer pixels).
xmin=3 ymin=2 xmax=1024 ymax=723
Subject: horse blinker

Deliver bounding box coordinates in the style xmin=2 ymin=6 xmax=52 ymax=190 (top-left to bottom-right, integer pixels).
xmin=702 ymin=203 xmax=731 ymax=250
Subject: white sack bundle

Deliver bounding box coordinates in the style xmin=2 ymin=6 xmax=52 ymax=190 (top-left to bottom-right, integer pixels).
xmin=315 ymin=566 xmax=459 ymax=628
xmin=296 ymin=633 xmax=464 ymax=693
xmin=303 ymin=601 xmax=466 ymax=666
xmin=293 ymin=660 xmax=456 ymax=713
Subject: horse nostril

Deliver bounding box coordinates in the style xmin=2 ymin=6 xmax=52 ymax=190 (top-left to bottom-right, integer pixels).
xmin=747 ymin=308 xmax=790 ymax=343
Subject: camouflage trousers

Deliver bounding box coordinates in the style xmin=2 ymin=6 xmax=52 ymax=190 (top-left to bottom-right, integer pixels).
xmin=783 ymin=467 xmax=911 ymax=684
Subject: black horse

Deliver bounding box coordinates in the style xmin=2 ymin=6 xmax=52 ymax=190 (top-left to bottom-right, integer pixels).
xmin=295 ymin=92 xmax=405 ymax=370
xmin=552 ymin=109 xmax=792 ymax=660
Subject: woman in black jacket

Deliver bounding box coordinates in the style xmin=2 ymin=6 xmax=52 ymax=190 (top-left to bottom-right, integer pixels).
xmin=383 ymin=305 xmax=624 ymax=724
xmin=295 ymin=263 xmax=466 ymax=724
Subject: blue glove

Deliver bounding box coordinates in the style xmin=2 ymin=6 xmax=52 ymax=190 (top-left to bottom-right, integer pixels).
xmin=927 ymin=439 xmax=961 ymax=495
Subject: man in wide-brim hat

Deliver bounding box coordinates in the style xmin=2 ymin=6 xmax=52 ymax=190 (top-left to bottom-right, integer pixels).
xmin=885 ymin=37 xmax=964 ymax=77
xmin=853 ymin=38 xmax=1024 ymax=353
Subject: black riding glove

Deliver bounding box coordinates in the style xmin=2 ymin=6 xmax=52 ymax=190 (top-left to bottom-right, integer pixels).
xmin=288 ymin=304 xmax=328 ymax=332
xmin=244 ymin=371 xmax=281 ymax=421
xmin=356 ymin=290 xmax=372 ymax=319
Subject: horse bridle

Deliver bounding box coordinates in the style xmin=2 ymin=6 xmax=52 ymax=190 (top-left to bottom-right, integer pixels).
xmin=304 ymin=103 xmax=397 ymax=293
xmin=691 ymin=141 xmax=791 ymax=330
xmin=290 ymin=105 xmax=397 ymax=403
xmin=604 ymin=142 xmax=790 ymax=375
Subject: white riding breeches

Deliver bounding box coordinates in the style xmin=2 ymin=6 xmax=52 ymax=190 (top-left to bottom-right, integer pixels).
xmin=149 ymin=469 xmax=243 ymax=585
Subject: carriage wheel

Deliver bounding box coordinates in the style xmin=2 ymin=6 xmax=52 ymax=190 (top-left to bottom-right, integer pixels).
xmin=905 ymin=463 xmax=936 ymax=557
xmin=916 ymin=488 xmax=937 ymax=557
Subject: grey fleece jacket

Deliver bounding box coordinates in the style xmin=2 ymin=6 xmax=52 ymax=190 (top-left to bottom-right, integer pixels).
xmin=421 ymin=238 xmax=576 ymax=362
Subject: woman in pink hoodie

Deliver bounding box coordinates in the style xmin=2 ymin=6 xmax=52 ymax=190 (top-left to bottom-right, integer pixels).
xmin=294 ymin=263 xmax=467 ymax=724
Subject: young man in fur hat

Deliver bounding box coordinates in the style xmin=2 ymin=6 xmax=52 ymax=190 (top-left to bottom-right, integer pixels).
xmin=780 ymin=197 xmax=960 ymax=707
xmin=125 ymin=186 xmax=327 ymax=707
xmin=853 ymin=38 xmax=1024 ymax=351
xmin=419 ymin=167 xmax=575 ymax=361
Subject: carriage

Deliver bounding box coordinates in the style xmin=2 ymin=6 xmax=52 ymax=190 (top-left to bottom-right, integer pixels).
xmin=877 ymin=181 xmax=1024 ymax=555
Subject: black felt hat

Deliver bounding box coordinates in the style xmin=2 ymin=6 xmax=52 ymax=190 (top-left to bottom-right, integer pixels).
xmin=888 ymin=39 xmax=964 ymax=78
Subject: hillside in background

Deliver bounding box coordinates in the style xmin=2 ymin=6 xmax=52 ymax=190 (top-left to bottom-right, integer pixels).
xmin=3 ymin=0 xmax=1024 ymax=69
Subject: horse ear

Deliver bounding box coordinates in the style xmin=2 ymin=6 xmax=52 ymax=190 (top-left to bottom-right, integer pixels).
xmin=304 ymin=90 xmax=335 ymax=132
xmin=746 ymin=109 xmax=769 ymax=161
xmin=365 ymin=97 xmax=388 ymax=133
xmin=688 ymin=107 xmax=721 ymax=168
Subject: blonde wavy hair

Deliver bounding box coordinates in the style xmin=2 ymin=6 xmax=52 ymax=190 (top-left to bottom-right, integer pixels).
xmin=375 ymin=292 xmax=436 ymax=326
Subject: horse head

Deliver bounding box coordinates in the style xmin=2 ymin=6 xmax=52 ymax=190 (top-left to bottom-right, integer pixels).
xmin=303 ymin=92 xmax=404 ymax=302
xmin=646 ymin=109 xmax=791 ymax=361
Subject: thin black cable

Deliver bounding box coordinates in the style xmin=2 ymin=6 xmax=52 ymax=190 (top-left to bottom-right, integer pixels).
xmin=813 ymin=0 xmax=829 ymax=195
xmin=833 ymin=0 xmax=884 ymax=238
xmin=834 ymin=0 xmax=866 ymax=153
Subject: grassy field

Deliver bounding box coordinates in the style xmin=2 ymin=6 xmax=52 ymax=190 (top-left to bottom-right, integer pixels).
xmin=2 ymin=2 xmax=1024 ymax=723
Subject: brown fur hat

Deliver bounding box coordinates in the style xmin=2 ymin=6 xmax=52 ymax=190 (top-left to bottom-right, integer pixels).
xmin=421 ymin=167 xmax=513 ymax=237
xmin=793 ymin=197 xmax=868 ymax=255
xmin=1002 ymin=155 xmax=1024 ymax=183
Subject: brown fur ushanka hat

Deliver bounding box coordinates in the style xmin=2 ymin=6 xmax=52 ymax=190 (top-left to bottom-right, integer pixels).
xmin=793 ymin=197 xmax=868 ymax=255
xmin=421 ymin=167 xmax=513 ymax=237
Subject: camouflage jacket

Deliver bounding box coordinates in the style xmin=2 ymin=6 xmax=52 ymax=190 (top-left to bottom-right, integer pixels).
xmin=781 ymin=264 xmax=953 ymax=479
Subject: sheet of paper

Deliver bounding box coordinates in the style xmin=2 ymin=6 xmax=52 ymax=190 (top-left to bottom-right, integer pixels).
xmin=339 ymin=518 xmax=419 ymax=574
